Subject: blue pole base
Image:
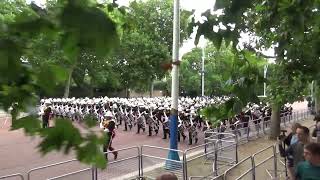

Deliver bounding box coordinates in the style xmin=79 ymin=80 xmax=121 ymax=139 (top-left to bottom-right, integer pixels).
xmin=165 ymin=150 xmax=182 ymax=170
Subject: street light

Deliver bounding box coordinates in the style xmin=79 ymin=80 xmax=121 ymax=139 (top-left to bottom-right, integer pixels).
xmin=201 ymin=47 xmax=205 ymax=96
xmin=197 ymin=36 xmax=206 ymax=97
xmin=263 ymin=64 xmax=268 ymax=97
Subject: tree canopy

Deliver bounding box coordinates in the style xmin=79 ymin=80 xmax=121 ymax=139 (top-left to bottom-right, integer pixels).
xmin=191 ymin=0 xmax=320 ymax=137
xmin=0 ymin=0 xmax=120 ymax=168
xmin=0 ymin=0 xmax=193 ymax=168
xmin=181 ymin=42 xmax=231 ymax=96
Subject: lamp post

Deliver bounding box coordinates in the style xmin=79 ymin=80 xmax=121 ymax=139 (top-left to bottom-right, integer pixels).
xmin=311 ymin=81 xmax=314 ymax=102
xmin=166 ymin=0 xmax=180 ymax=168
xmin=201 ymin=47 xmax=205 ymax=96
xmin=263 ymin=64 xmax=268 ymax=97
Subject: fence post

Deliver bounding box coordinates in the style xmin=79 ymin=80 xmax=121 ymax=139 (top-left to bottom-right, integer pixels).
xmin=273 ymin=145 xmax=278 ymax=178
xmin=262 ymin=117 xmax=266 ymax=134
xmin=292 ymin=112 xmax=295 ymax=122
xmin=251 ymin=156 xmax=255 ymax=180
xmin=247 ymin=126 xmax=250 ymax=142
xmin=138 ymin=147 xmax=141 ymax=178
xmin=204 ymin=133 xmax=208 ymax=156
xmin=95 ymin=167 xmax=98 ymax=180
xmin=305 ymin=110 xmax=307 ymax=119
xmin=183 ymin=151 xmax=187 ymax=180
xmin=290 ymin=112 xmax=292 ymax=122
xmin=235 ymin=125 xmax=239 ymax=142
xmin=213 ymin=141 xmax=218 ymax=176
xmin=140 ymin=146 xmax=143 ymax=178
xmin=235 ymin=137 xmax=239 ymax=164
xmin=284 ymin=113 xmax=287 ymax=126
xmin=91 ymin=165 xmax=95 ymax=180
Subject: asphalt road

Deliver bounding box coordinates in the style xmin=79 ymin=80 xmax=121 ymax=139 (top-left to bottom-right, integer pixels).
xmin=0 ymin=101 xmax=308 ymax=180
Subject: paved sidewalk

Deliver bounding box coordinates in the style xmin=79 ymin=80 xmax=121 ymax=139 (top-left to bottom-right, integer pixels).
xmin=141 ymin=117 xmax=315 ymax=180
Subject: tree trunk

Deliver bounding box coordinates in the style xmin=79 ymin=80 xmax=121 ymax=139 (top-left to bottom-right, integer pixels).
xmin=149 ymin=80 xmax=154 ymax=98
xmin=125 ymin=87 xmax=130 ymax=98
xmin=89 ymin=87 xmax=94 ymax=97
xmin=270 ymin=103 xmax=281 ymax=139
xmin=63 ymin=66 xmax=75 ymax=98
xmin=315 ymin=81 xmax=320 ymax=115
xmin=89 ymin=77 xmax=94 ymax=97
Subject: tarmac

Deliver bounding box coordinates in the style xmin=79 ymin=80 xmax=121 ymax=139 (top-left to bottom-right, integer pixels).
xmin=0 ymin=101 xmax=309 ymax=179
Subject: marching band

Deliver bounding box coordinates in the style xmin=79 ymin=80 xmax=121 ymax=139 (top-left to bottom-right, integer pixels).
xmin=38 ymin=96 xmax=293 ymax=145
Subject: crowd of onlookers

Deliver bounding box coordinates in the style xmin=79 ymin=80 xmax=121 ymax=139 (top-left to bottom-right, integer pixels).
xmin=278 ymin=115 xmax=320 ymax=180
xmin=153 ymin=115 xmax=320 ymax=180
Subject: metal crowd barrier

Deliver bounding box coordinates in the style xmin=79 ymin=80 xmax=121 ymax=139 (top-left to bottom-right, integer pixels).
xmin=182 ymin=109 xmax=311 ymax=180
xmin=1 ymin=109 xmax=312 ymax=180
xmin=186 ymin=132 xmax=238 ymax=179
xmin=184 ymin=142 xmax=216 ymax=180
xmin=252 ymin=145 xmax=277 ymax=180
xmin=212 ymin=142 xmax=238 ymax=176
xmin=267 ymin=146 xmax=287 ymax=180
xmin=204 ymin=133 xmax=238 ymax=160
xmin=222 ymin=145 xmax=277 ymax=180
xmin=47 ymin=168 xmax=92 ymax=180
xmin=27 ymin=159 xmax=90 ymax=180
xmin=188 ymin=174 xmax=222 ymax=180
xmin=220 ymin=109 xmax=311 ymax=143
xmin=0 ymin=173 xmax=24 ymax=180
xmin=97 ymin=146 xmax=140 ymax=180
xmin=140 ymin=145 xmax=185 ymax=180
xmin=224 ymin=156 xmax=254 ymax=180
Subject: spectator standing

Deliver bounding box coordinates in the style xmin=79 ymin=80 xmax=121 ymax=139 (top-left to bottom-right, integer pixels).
xmin=311 ymin=115 xmax=320 ymax=143
xmin=283 ymin=123 xmax=302 ymax=146
xmin=295 ymin=143 xmax=320 ymax=180
xmin=280 ymin=126 xmax=310 ymax=180
xmin=156 ymin=172 xmax=178 ymax=180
